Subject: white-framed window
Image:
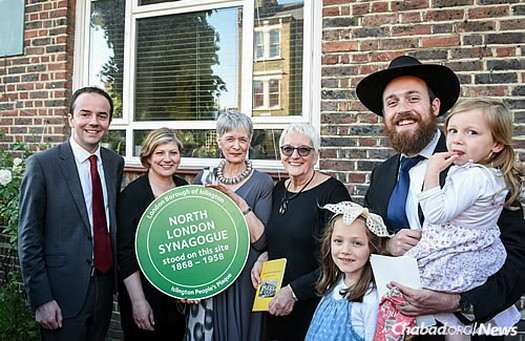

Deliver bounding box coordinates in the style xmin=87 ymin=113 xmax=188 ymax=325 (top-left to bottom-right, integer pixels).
xmin=74 ymin=0 xmax=322 ymax=170
xmin=254 ymin=27 xmax=281 ymax=61
xmin=269 ymin=30 xmax=280 ymax=58
xmin=253 ymin=78 xmax=281 ymax=110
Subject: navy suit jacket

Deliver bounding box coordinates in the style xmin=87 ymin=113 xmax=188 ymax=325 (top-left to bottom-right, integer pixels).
xmin=18 ymin=141 xmax=124 ymax=318
xmin=364 ymin=132 xmax=525 ymax=322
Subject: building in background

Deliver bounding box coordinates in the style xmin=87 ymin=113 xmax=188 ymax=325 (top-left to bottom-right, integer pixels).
xmin=1 ymin=0 xmax=523 ymax=198
xmin=1 ymin=1 xmax=524 ymax=339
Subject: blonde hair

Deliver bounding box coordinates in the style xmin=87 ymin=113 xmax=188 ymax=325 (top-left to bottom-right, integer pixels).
xmin=140 ymin=128 xmax=183 ymax=168
xmin=316 ymin=215 xmax=385 ymax=302
xmin=445 ymin=99 xmax=524 ymax=209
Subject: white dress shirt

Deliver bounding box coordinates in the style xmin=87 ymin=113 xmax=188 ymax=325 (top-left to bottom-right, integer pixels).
xmin=69 ymin=137 xmax=110 ymax=234
xmin=403 ymin=130 xmax=441 ymax=230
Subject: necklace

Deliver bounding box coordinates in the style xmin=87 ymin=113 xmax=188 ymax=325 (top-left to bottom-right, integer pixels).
xmin=279 ymin=171 xmax=316 ymax=216
xmin=216 ymin=159 xmax=253 ymax=185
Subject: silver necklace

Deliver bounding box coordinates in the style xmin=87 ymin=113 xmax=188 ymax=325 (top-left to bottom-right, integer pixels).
xmin=216 ymin=160 xmax=253 ymax=185
xmin=279 ymin=171 xmax=316 ymax=216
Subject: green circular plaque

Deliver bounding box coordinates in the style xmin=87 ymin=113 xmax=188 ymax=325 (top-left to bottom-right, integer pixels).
xmin=136 ymin=185 xmax=250 ymax=299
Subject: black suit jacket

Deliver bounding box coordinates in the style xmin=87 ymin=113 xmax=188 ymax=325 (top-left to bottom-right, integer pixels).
xmin=364 ymin=132 xmax=525 ymax=323
xmin=18 ymin=141 xmax=124 ymax=318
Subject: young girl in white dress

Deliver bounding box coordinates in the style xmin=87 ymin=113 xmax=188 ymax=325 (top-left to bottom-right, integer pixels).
xmin=305 ymin=202 xmax=390 ymax=341
xmin=405 ymin=98 xmax=524 ymax=333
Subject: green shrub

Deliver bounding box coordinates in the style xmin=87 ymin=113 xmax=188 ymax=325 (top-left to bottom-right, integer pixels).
xmin=0 ymin=135 xmax=42 ymax=340
xmin=0 ymin=272 xmax=39 ymax=341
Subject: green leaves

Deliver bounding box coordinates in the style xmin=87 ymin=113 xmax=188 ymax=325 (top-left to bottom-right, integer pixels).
xmin=0 ymin=272 xmax=39 ymax=341
xmin=0 ymin=137 xmax=42 ymax=340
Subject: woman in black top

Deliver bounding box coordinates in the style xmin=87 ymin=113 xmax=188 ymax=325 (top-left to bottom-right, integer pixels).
xmin=117 ymin=128 xmax=187 ymax=341
xmin=251 ymin=123 xmax=351 ymax=340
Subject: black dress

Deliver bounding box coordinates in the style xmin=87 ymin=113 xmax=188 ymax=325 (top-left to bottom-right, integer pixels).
xmin=117 ymin=173 xmax=188 ymax=341
xmin=265 ymin=176 xmax=351 ymax=340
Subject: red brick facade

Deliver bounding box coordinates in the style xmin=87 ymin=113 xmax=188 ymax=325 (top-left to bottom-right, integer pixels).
xmin=1 ymin=1 xmax=523 ymax=200
xmin=0 ymin=1 xmax=524 ymax=339
xmin=319 ymin=0 xmax=525 ymax=201
xmin=1 ymin=0 xmax=75 ymax=147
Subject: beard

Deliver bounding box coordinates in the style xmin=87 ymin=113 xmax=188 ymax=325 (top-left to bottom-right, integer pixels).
xmin=384 ymin=112 xmax=438 ymax=155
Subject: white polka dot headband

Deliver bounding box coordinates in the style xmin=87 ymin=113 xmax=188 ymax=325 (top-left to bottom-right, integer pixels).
xmin=322 ymin=201 xmax=392 ymax=237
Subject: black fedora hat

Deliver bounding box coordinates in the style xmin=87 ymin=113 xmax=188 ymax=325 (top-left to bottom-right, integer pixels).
xmin=356 ymin=55 xmax=460 ymax=116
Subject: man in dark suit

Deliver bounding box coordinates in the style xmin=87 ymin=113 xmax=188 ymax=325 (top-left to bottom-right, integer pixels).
xmin=357 ymin=56 xmax=525 ymax=336
xmin=18 ymin=87 xmax=124 ymax=340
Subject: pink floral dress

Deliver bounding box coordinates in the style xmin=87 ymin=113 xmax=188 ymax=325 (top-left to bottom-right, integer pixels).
xmin=405 ymin=163 xmax=520 ymax=327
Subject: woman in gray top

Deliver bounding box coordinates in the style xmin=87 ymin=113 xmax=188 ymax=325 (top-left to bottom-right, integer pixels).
xmin=186 ymin=111 xmax=273 ymax=341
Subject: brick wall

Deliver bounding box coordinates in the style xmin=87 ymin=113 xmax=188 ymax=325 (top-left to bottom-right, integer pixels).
xmin=0 ymin=0 xmax=74 ymax=150
xmin=1 ymin=1 xmax=523 ymax=200
xmin=0 ymin=1 xmax=524 ymax=338
xmin=320 ymin=0 xmax=525 ymax=203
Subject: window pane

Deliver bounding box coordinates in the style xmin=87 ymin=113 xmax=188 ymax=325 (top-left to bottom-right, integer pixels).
xmin=269 ymin=30 xmax=280 ymax=57
xmin=253 ymin=81 xmax=264 ymax=108
xmin=250 ymin=129 xmax=282 ymax=160
xmin=133 ymin=128 xmax=282 ymax=160
xmin=135 ymin=7 xmax=240 ymax=121
xmin=102 ymin=130 xmax=126 ymax=156
xmin=89 ymin=0 xmax=126 ymax=119
xmin=255 ymin=32 xmax=264 ymax=60
xmin=253 ymin=1 xmax=303 ymax=116
xmin=269 ymin=79 xmax=279 ymax=107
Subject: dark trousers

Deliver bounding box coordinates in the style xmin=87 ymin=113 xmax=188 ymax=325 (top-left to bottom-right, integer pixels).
xmin=40 ymin=271 xmax=113 ymax=341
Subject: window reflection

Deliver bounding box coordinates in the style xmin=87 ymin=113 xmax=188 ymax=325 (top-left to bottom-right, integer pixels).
xmin=101 ymin=130 xmax=126 ymax=156
xmin=133 ymin=128 xmax=281 ymax=160
xmin=89 ymin=0 xmax=125 ymax=119
xmin=85 ymin=0 xmax=308 ymax=163
xmin=269 ymin=30 xmax=280 ymax=58
xmin=135 ymin=7 xmax=240 ymax=121
xmin=253 ymin=0 xmax=303 ymax=116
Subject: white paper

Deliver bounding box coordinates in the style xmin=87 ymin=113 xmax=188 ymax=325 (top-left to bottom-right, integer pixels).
xmin=370 ymin=254 xmax=435 ymax=326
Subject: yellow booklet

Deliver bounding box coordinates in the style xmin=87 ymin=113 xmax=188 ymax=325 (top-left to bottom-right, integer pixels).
xmin=252 ymin=258 xmax=287 ymax=311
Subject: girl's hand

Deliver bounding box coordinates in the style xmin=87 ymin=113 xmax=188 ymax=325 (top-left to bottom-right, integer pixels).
xmin=268 ymin=285 xmax=295 ymax=316
xmin=424 ymin=152 xmax=459 ymax=190
xmin=132 ymin=298 xmax=155 ymax=331
xmin=427 ymin=152 xmax=458 ymax=174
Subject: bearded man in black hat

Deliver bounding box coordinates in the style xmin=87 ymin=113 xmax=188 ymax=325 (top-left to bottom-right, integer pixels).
xmin=358 ymin=55 xmax=525 ymax=337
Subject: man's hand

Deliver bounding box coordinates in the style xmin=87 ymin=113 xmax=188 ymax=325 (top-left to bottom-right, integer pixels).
xmin=385 ymin=229 xmax=422 ymax=256
xmin=268 ymin=285 xmax=295 ymax=316
xmin=35 ymin=300 xmax=63 ymax=329
xmin=390 ymin=281 xmax=461 ymax=316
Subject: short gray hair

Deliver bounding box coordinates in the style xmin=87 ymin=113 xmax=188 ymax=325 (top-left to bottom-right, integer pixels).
xmin=279 ymin=122 xmax=320 ymax=150
xmin=216 ymin=111 xmax=253 ymax=139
